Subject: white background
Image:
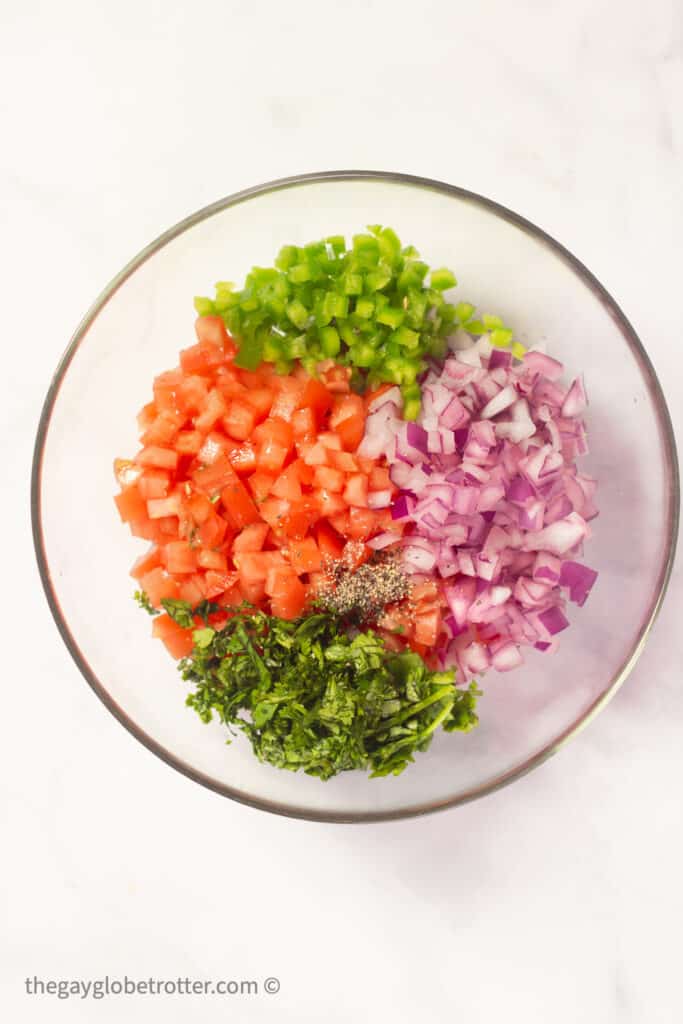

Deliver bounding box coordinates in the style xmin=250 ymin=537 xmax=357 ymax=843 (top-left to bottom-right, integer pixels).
xmin=2 ymin=1 xmax=682 ymax=1021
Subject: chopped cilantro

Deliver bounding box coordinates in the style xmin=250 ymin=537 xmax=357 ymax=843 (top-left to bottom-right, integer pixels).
xmin=134 ymin=590 xmax=158 ymax=616
xmin=173 ymin=604 xmax=480 ymax=780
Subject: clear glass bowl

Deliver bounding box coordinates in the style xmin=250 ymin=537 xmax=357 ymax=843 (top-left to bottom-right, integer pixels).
xmin=32 ymin=172 xmax=679 ymax=822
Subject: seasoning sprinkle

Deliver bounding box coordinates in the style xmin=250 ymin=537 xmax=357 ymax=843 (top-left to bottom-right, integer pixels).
xmin=317 ymin=552 xmax=410 ymax=621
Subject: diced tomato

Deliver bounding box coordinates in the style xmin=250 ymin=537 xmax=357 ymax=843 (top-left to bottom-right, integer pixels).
xmin=243 ymin=388 xmax=274 ymax=421
xmin=227 ymin=441 xmax=257 ymax=476
xmin=135 ymin=446 xmax=178 ymax=471
xmin=364 ymin=383 xmax=394 ymax=410
xmin=114 ymin=485 xmax=147 ymax=524
xmin=298 ymin=378 xmax=333 ymax=420
xmin=141 ymin=408 xmax=185 ymax=446
xmin=282 ymin=498 xmax=319 ymax=540
xmin=320 ymin=365 xmax=352 ymax=393
xmin=137 ymin=403 xmax=157 ymax=432
xmin=130 ymin=545 xmax=161 ymax=580
xmin=137 ymin=470 xmax=170 ymax=500
xmin=197 ymin=431 xmax=230 ymax=465
xmin=239 ymin=577 xmax=267 ymax=604
xmin=327 ymin=512 xmax=351 ymax=537
xmin=204 ymin=570 xmax=239 ymax=599
xmin=343 ymin=473 xmax=369 ymax=508
xmin=215 ymin=368 xmax=246 ymax=399
xmin=317 ymin=431 xmax=343 ymax=452
xmin=270 ymin=380 xmax=303 ymax=422
xmin=299 ymin=441 xmax=329 ymax=467
xmin=177 ymin=374 xmax=209 ymax=414
xmin=233 ymin=522 xmax=269 ymax=553
xmin=331 ymin=404 xmax=364 ymax=451
xmin=163 ymin=540 xmax=197 ymax=574
xmin=315 ymin=521 xmax=345 ymax=560
xmin=248 ymin=471 xmax=277 ymax=503
xmin=198 ymin=513 xmax=229 ymax=549
xmin=289 ymin=537 xmax=322 ymax=575
xmin=258 ymin=497 xmax=289 ymax=532
xmin=129 ymin=519 xmax=160 ymax=541
xmin=152 ymin=614 xmax=194 ymax=659
xmin=222 ymin=399 xmax=256 ymax=441
xmin=270 ymin=462 xmax=302 ymax=502
xmin=192 ymin=456 xmax=237 ymax=495
xmin=329 ymin=450 xmax=360 ymax=473
xmin=414 ymin=608 xmax=440 ymax=646
xmin=194 ymin=315 xmax=234 ymax=350
xmin=312 ymin=465 xmax=344 ymax=492
xmin=140 ymin=567 xmax=180 ymax=607
xmin=179 ymin=576 xmax=206 ymax=606
xmin=174 ymin=430 xmax=203 ymax=455
xmin=195 ymin=389 xmax=228 ymax=433
xmin=220 ymin=478 xmax=260 ymax=528
xmin=313 ymin=488 xmax=348 ymax=517
xmin=180 ymin=338 xmax=225 ymax=375
xmin=147 ymin=494 xmax=182 ymax=520
xmin=186 ymin=491 xmax=213 ymax=525
xmin=197 ymin=549 xmax=228 ymax=571
xmin=153 ymin=369 xmax=183 ymax=411
xmin=235 ymin=551 xmax=287 ymax=582
xmin=292 ymin=407 xmax=316 ymax=441
xmin=269 ymin=572 xmax=306 ymax=619
xmin=369 ymin=466 xmax=392 ymax=491
xmin=253 ymin=417 xmax=293 ymax=473
xmin=347 ymin=507 xmax=377 ymax=540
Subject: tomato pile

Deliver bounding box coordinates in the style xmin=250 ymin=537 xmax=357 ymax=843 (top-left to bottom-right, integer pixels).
xmin=115 ymin=316 xmax=444 ymax=658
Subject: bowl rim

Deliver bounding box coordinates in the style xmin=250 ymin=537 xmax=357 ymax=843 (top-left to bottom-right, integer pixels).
xmin=31 ymin=169 xmax=680 ymax=823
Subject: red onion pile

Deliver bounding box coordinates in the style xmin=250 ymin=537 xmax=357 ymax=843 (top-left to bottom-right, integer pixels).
xmin=358 ymin=336 xmax=598 ymax=677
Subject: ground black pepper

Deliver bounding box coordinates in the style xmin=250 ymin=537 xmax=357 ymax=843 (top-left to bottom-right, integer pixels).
xmin=316 ymin=552 xmax=410 ymax=621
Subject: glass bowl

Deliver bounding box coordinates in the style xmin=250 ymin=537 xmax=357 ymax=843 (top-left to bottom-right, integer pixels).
xmin=32 ymin=172 xmax=679 ymax=822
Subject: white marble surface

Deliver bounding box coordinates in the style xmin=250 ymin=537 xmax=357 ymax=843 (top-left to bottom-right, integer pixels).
xmin=2 ymin=1 xmax=682 ymax=1021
